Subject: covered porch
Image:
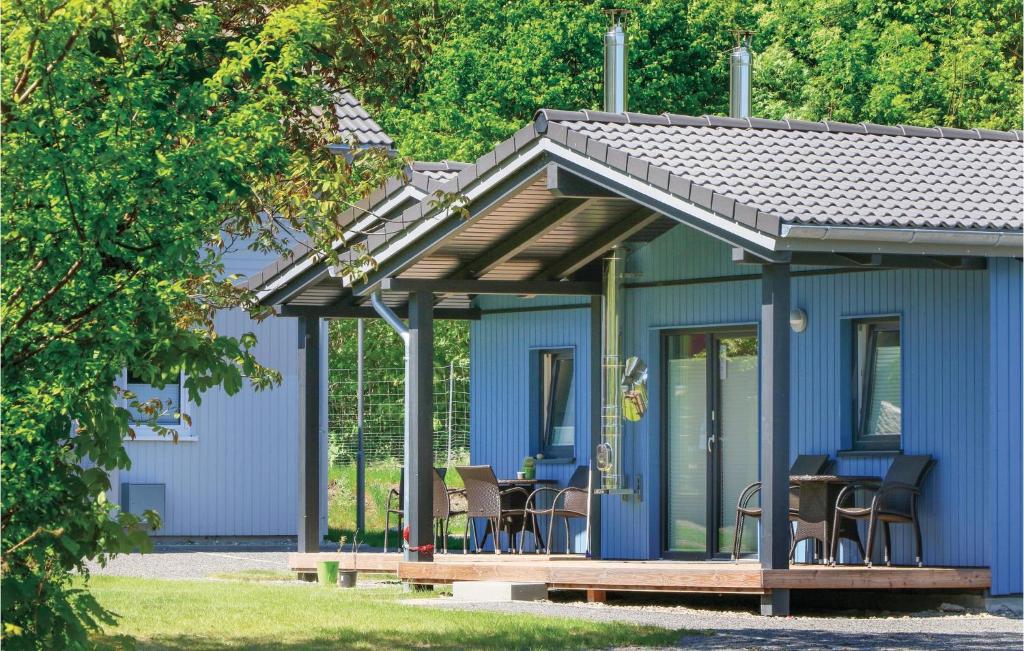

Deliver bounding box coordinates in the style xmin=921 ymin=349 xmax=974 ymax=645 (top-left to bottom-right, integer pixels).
xmin=250 ymin=118 xmax=1011 ymax=615
xmin=286 ymin=552 xmax=990 ymax=602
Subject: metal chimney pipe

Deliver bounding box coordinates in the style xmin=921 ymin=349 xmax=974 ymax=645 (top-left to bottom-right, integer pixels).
xmin=603 ymin=9 xmax=630 ymax=113
xmin=729 ymin=30 xmax=754 ymax=118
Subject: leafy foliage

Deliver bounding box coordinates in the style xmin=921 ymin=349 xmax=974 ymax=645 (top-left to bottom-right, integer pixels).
xmin=371 ymin=0 xmax=1020 ymax=162
xmin=1 ymin=0 xmax=427 ymax=646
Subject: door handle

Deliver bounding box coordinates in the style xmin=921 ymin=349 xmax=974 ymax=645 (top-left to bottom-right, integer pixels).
xmin=707 ymin=434 xmax=716 ymax=453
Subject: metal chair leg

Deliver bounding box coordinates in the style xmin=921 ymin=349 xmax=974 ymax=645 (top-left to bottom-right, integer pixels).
xmin=532 ymin=513 xmax=544 ymax=554
xmin=864 ymin=513 xmax=877 ymax=568
xmin=913 ymin=517 xmax=924 ymax=567
xmin=882 ymin=522 xmax=892 ymax=566
xmin=829 ymin=510 xmax=842 ymax=565
xmin=563 ymin=516 xmax=571 ymax=554
xmin=384 ymin=511 xmax=391 ymax=553
xmin=733 ymin=511 xmax=744 ymax=561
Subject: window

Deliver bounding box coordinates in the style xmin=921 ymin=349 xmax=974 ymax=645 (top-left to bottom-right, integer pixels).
xmin=539 ymin=349 xmax=575 ymax=457
xmin=126 ymin=369 xmax=182 ymax=426
xmin=852 ymin=319 xmax=901 ymax=450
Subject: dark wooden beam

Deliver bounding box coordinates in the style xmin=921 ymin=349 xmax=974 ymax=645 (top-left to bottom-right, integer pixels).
xmin=547 ymin=163 xmax=619 ymax=198
xmin=733 ymin=247 xmax=987 ymax=270
xmin=297 ymin=316 xmax=321 ymax=553
xmin=405 ymin=292 xmax=434 ymax=562
xmin=447 ymin=199 xmax=591 ymax=280
xmin=277 ymin=304 xmax=481 ymax=320
xmin=536 ymin=208 xmax=661 ymax=280
xmin=759 ymin=263 xmax=790 ymax=615
xmin=365 ymin=278 xmax=602 ymax=296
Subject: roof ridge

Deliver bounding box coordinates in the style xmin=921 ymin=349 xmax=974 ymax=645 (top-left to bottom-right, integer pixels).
xmin=533 ymin=109 xmax=1023 ymax=142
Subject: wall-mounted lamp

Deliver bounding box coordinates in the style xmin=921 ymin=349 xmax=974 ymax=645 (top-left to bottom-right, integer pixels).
xmin=789 ymin=308 xmax=808 ymax=333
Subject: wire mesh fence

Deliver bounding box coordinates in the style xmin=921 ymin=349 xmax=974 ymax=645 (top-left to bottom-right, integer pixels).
xmin=327 ymin=362 xmax=470 ymax=466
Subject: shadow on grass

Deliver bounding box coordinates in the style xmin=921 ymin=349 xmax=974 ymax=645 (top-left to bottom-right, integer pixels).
xmin=95 ymin=622 xmax=683 ymax=650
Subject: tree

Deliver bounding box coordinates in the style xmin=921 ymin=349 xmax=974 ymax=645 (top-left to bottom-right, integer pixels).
xmin=1 ymin=0 xmax=427 ymax=646
xmin=367 ymin=0 xmax=1020 ymax=162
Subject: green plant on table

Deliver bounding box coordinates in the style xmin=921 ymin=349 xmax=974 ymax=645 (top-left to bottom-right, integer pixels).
xmin=521 ymin=456 xmax=536 ymax=480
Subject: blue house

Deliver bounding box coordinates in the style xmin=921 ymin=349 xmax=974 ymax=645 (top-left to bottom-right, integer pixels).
xmin=250 ymin=29 xmax=1021 ymax=616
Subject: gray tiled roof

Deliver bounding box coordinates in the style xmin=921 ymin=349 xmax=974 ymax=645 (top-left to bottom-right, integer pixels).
xmin=538 ymin=110 xmax=1023 ymax=232
xmin=320 ymin=91 xmax=394 ymax=148
xmin=245 ymin=160 xmax=470 ymax=291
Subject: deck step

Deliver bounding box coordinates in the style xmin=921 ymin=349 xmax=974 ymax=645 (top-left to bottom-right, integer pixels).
xmin=452 ymin=581 xmax=548 ymax=602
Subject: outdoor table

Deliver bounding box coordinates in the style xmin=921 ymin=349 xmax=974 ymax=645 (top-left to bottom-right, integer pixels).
xmin=497 ymin=479 xmax=558 ymax=552
xmin=789 ymin=474 xmax=881 ymax=565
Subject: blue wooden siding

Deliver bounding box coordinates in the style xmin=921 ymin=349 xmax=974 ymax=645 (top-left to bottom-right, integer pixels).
xmin=471 ymin=225 xmax=1020 ymax=591
xmin=988 ymin=258 xmax=1022 ymax=595
xmin=470 ymin=295 xmax=591 ymax=551
xmin=114 ymin=243 xmax=324 ymax=537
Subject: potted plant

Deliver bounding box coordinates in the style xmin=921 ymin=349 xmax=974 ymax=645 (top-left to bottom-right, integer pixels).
xmin=521 ymin=456 xmax=536 ymax=480
xmin=338 ymin=533 xmax=359 ymax=588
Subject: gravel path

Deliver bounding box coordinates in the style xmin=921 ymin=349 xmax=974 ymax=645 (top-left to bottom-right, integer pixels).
xmin=84 ymin=550 xmax=292 ymax=580
xmin=405 ymin=598 xmax=1023 ymax=650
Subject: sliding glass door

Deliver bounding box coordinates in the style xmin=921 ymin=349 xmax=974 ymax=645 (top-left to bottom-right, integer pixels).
xmin=663 ymin=328 xmax=759 ymax=559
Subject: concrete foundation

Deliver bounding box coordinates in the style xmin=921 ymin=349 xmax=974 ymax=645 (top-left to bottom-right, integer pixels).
xmin=452 ymin=581 xmax=548 ymax=602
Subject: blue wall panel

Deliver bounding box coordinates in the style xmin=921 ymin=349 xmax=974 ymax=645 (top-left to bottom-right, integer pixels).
xmin=471 ymin=225 xmax=1020 ymax=591
xmin=470 ymin=295 xmax=591 ymax=552
xmin=988 ymin=258 xmax=1022 ymax=595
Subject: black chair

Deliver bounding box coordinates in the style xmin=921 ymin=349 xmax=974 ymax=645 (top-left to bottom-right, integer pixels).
xmin=520 ymin=465 xmax=591 ymax=554
xmin=456 ymin=465 xmax=541 ymax=554
xmin=384 ymin=467 xmax=447 ymax=553
xmin=432 ymin=467 xmax=466 ymax=554
xmin=830 ymin=455 xmax=936 ymax=567
xmin=732 ymin=454 xmax=832 ymax=561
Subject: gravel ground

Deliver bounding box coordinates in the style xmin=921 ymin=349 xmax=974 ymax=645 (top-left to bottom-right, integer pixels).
xmin=405 ymin=598 xmax=1023 ymax=650
xmin=83 ymin=550 xmax=293 ymax=580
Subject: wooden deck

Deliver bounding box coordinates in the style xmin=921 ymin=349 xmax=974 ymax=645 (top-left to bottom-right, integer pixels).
xmin=288 ymin=553 xmax=990 ymax=595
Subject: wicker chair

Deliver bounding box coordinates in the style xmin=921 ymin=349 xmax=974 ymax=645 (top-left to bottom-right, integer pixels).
xmin=732 ymin=454 xmax=832 ymax=561
xmin=432 ymin=467 xmax=466 ymax=554
xmin=830 ymin=455 xmax=935 ymax=567
xmin=384 ymin=467 xmax=447 ymax=553
xmin=520 ymin=465 xmax=591 ymax=555
xmin=456 ymin=465 xmax=538 ymax=554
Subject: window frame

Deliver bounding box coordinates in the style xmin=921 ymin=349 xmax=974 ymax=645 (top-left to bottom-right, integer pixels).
xmin=121 ymin=368 xmax=196 ymax=442
xmin=851 ymin=317 xmax=902 ymax=451
xmin=534 ymin=347 xmax=576 ymax=459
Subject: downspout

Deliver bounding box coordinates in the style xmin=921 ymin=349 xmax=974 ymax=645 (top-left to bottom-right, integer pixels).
xmin=370 ymin=291 xmax=413 ymax=523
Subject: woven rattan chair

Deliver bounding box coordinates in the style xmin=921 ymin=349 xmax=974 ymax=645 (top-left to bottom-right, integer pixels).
xmin=732 ymin=454 xmax=832 ymax=561
xmin=830 ymin=455 xmax=935 ymax=567
xmin=384 ymin=467 xmax=447 ymax=553
xmin=456 ymin=465 xmax=538 ymax=554
xmin=520 ymin=465 xmax=591 ymax=555
xmin=433 ymin=467 xmax=466 ymax=554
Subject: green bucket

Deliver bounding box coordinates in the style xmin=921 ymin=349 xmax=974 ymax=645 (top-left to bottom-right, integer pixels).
xmin=317 ymin=561 xmax=339 ymax=586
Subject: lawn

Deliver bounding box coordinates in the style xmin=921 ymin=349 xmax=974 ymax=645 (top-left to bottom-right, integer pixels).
xmin=328 ymin=459 xmax=468 ymax=549
xmin=89 ymin=575 xmax=682 ymax=650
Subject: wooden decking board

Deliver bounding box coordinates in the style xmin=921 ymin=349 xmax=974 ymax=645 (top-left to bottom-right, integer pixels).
xmin=287 ymin=553 xmax=990 ymax=594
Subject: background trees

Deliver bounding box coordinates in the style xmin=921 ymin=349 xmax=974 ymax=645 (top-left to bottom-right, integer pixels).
xmin=368 ymin=0 xmax=1021 ymax=162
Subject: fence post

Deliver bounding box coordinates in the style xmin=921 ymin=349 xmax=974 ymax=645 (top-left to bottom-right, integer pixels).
xmin=446 ymin=361 xmax=455 ymax=466
xmin=356 ymin=319 xmax=365 ymax=534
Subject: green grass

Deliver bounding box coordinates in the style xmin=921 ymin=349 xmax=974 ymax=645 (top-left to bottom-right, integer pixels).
xmin=328 ymin=459 xmax=468 ymax=550
xmin=209 ymin=569 xmax=298 ymax=583
xmin=89 ymin=576 xmax=683 ymax=650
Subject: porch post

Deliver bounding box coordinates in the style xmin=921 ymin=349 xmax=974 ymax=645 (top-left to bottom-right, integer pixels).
xmin=759 ymin=263 xmax=791 ymax=616
xmin=405 ymin=291 xmax=434 ymax=561
xmin=297 ymin=316 xmax=321 ymax=553
xmin=588 ymin=296 xmax=603 ymax=559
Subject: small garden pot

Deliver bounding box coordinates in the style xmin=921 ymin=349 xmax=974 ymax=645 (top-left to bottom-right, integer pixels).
xmin=523 ymin=467 xmax=535 ymax=480
xmin=337 ymin=570 xmax=358 ymax=588
xmin=316 ymin=561 xmax=339 ymax=586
